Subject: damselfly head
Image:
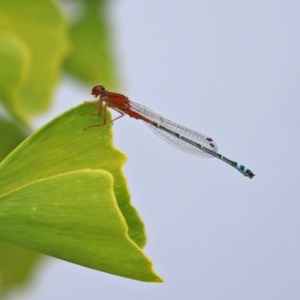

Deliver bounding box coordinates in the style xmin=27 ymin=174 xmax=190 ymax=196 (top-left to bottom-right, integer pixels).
xmin=91 ymin=85 xmax=105 ymax=97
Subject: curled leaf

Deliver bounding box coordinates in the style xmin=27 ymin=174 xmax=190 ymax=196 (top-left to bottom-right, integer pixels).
xmin=0 ymin=103 xmax=161 ymax=282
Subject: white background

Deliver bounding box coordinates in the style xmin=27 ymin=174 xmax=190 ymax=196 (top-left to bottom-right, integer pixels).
xmin=12 ymin=1 xmax=300 ymax=299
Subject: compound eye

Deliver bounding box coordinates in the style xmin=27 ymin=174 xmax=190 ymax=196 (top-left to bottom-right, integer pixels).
xmin=91 ymin=85 xmax=105 ymax=96
xmin=98 ymin=85 xmax=105 ymax=91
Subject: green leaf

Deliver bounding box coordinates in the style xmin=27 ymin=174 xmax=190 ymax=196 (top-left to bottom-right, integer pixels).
xmin=0 ymin=0 xmax=68 ymax=122
xmin=0 ymin=103 xmax=161 ymax=282
xmin=64 ymin=0 xmax=117 ymax=87
xmin=0 ymin=242 xmax=40 ymax=292
xmin=0 ymin=117 xmax=28 ymax=162
xmin=0 ymin=32 xmax=29 ymax=114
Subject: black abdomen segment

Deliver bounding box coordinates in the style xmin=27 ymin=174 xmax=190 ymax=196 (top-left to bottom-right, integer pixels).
xmin=152 ymin=122 xmax=255 ymax=179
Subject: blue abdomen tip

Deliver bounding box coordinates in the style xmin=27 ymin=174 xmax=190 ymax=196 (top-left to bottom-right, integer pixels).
xmin=237 ymin=163 xmax=248 ymax=173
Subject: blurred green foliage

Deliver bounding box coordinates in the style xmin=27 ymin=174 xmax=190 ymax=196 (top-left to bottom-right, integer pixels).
xmin=0 ymin=0 xmax=158 ymax=294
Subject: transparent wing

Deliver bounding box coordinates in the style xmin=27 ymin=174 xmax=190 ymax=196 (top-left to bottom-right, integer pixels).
xmin=128 ymin=101 xmax=218 ymax=158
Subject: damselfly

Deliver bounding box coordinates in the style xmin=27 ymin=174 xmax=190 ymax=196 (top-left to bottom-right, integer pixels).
xmin=89 ymin=85 xmax=254 ymax=179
